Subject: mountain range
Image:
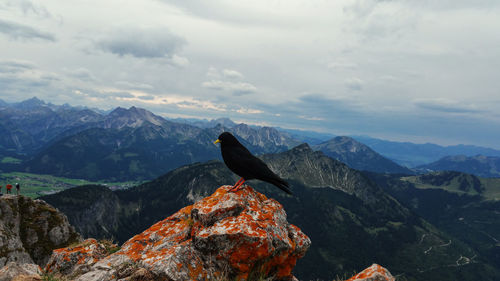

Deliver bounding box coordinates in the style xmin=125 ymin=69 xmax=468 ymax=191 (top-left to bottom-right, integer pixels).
xmin=0 ymin=98 xmax=408 ymax=181
xmin=41 ymin=144 xmax=499 ymax=281
xmin=2 ymin=97 xmax=500 ymax=180
xmin=417 ymin=155 xmax=500 ymax=178
xmin=354 ymin=136 xmax=500 ymax=167
xmin=22 ymin=110 xmax=301 ymax=180
xmin=169 ymin=116 xmax=237 ymax=129
xmin=0 ymin=97 xmax=102 ymax=154
xmin=1 ymin=99 xmax=300 ymax=180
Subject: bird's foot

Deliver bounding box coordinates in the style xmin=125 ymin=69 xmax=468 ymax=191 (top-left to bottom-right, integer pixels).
xmin=229 ymin=178 xmax=245 ymax=192
xmin=229 ymin=185 xmax=246 ymax=192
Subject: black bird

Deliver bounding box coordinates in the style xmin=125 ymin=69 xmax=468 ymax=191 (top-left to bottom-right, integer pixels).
xmin=214 ymin=132 xmax=292 ymax=194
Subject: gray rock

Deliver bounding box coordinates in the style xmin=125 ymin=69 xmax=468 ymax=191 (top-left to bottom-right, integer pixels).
xmin=0 ymin=262 xmax=41 ymax=281
xmin=76 ymin=269 xmax=114 ymax=281
xmin=0 ymin=195 xmax=82 ymax=267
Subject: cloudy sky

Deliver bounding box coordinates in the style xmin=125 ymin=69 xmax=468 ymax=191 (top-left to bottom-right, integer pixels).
xmin=1 ymin=0 xmax=500 ymax=148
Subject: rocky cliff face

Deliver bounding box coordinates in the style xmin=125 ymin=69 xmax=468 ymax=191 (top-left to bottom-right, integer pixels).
xmin=0 ymin=194 xmax=81 ymax=267
xmin=45 ymin=185 xmax=310 ymax=281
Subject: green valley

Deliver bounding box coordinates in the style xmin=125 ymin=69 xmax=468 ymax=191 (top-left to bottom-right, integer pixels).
xmin=0 ymin=172 xmax=141 ymax=198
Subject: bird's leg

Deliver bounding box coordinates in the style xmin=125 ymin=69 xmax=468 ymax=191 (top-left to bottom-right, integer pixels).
xmin=229 ymin=178 xmax=245 ymax=192
xmin=233 ymin=179 xmax=246 ymax=191
xmin=231 ymin=178 xmax=243 ymax=188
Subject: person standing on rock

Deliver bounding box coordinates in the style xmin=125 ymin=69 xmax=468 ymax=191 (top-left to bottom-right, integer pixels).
xmin=16 ymin=183 xmax=20 ymax=195
xmin=6 ymin=184 xmax=12 ymax=194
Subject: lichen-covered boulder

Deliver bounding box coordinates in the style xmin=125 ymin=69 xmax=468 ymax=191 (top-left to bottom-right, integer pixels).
xmin=346 ymin=264 xmax=395 ymax=281
xmin=45 ymin=238 xmax=113 ymax=276
xmin=0 ymin=262 xmax=42 ymax=281
xmin=75 ymin=185 xmax=310 ymax=281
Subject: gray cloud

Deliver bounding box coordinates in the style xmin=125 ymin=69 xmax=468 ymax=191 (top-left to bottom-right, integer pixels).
xmin=0 ymin=62 xmax=58 ymax=91
xmin=1 ymin=0 xmax=52 ymax=18
xmin=0 ymin=75 xmax=51 ymax=89
xmin=0 ymin=19 xmax=55 ymax=41
xmin=345 ymin=78 xmax=364 ymax=91
xmin=202 ymin=67 xmax=255 ymax=95
xmin=1 ymin=1 xmax=500 ymax=148
xmin=413 ymin=99 xmax=483 ymax=113
xmin=223 ymin=69 xmax=244 ymax=79
xmin=296 ymin=94 xmax=362 ymax=117
xmin=73 ymin=89 xmax=135 ymax=99
xmin=158 ymin=0 xmax=286 ymax=27
xmin=0 ymin=67 xmax=61 ymax=103
xmin=0 ymin=60 xmax=35 ymax=73
xmin=97 ymin=27 xmax=186 ymax=59
xmin=327 ymin=61 xmax=358 ymax=70
xmin=104 ymin=91 xmax=135 ymax=98
xmin=202 ymin=80 xmax=257 ymax=96
xmin=137 ymin=95 xmax=155 ymax=100
xmin=115 ymin=81 xmax=154 ymax=90
xmin=65 ymin=67 xmax=97 ymax=81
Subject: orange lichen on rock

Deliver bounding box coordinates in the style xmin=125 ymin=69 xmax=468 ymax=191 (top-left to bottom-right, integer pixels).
xmin=52 ymin=185 xmax=310 ymax=281
xmin=190 ymin=186 xmax=308 ymax=280
xmin=346 ymin=264 xmax=395 ymax=281
xmin=45 ymin=238 xmax=110 ymax=275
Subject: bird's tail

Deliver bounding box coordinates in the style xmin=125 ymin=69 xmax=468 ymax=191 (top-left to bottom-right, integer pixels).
xmin=266 ymin=176 xmax=293 ymax=195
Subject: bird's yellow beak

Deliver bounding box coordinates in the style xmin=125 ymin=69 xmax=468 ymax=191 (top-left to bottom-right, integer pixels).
xmin=214 ymin=139 xmax=221 ymax=145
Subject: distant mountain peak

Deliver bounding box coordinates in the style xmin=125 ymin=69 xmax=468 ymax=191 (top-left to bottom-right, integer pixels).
xmin=105 ymin=106 xmax=165 ymax=128
xmin=25 ymin=96 xmax=44 ymax=103
xmin=332 ymin=136 xmax=368 ymax=151
xmin=108 ymin=106 xmax=126 ymax=114
xmin=128 ymin=105 xmax=143 ymax=113
xmin=230 ymin=124 xmax=300 ymax=151
xmin=15 ymin=96 xmax=47 ymax=109
xmin=212 ymin=117 xmax=236 ymax=127
xmin=314 ymin=136 xmax=413 ymax=174
xmin=234 ymin=123 xmax=250 ymax=130
xmin=290 ymin=143 xmax=312 ymax=152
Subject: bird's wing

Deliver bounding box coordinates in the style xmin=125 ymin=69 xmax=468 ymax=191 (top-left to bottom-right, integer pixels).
xmin=222 ymin=145 xmax=261 ymax=177
xmin=224 ymin=147 xmax=292 ymax=194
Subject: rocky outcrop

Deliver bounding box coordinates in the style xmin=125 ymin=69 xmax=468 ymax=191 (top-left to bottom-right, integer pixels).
xmin=0 ymin=262 xmax=42 ymax=281
xmin=46 ymin=185 xmax=310 ymax=281
xmin=0 ymin=195 xmax=82 ymax=267
xmin=45 ymin=239 xmax=114 ymax=277
xmin=346 ymin=264 xmax=395 ymax=281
